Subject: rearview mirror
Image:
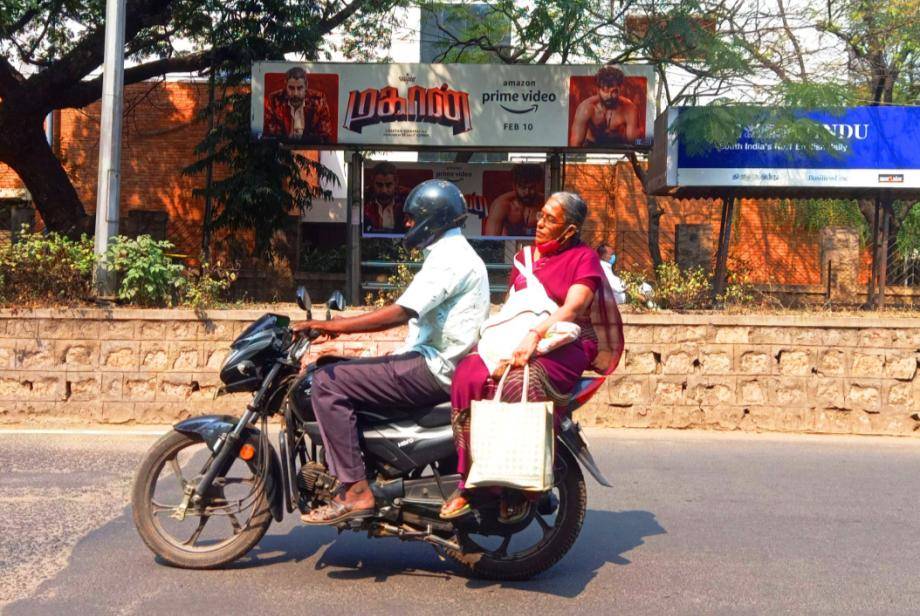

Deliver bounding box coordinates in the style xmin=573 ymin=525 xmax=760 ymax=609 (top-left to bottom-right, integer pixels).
xmin=296 ymin=286 xmax=312 ymax=319
xmin=327 ymin=290 xmax=346 ymax=311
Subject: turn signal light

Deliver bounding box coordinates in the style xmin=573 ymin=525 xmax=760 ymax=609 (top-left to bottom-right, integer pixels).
xmin=239 ymin=444 xmax=256 ymax=461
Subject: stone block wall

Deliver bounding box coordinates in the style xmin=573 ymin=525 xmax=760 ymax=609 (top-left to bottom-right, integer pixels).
xmin=587 ymin=314 xmax=920 ymax=435
xmin=0 ymin=309 xmax=917 ymax=436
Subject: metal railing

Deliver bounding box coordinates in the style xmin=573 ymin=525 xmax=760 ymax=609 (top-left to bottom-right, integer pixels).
xmin=360 ymin=261 xmax=511 ymax=294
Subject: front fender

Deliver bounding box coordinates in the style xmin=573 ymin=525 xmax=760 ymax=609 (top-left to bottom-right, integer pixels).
xmin=173 ymin=415 xmax=284 ymax=522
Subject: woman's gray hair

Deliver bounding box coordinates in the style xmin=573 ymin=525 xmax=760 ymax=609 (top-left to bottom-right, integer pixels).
xmin=550 ymin=191 xmax=588 ymax=228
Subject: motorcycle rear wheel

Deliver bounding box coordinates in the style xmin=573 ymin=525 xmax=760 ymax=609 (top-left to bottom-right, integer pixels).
xmin=444 ymin=446 xmax=587 ymax=580
xmin=132 ymin=430 xmax=273 ymax=569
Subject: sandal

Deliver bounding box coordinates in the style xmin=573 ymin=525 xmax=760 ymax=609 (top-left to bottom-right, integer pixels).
xmin=439 ymin=489 xmax=472 ymax=520
xmin=301 ymin=499 xmax=375 ymax=526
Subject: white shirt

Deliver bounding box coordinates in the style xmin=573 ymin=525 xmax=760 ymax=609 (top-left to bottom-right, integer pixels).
xmin=601 ymin=260 xmax=627 ymax=305
xmin=375 ymin=201 xmax=395 ymax=229
xmin=289 ymin=103 xmax=304 ymax=137
xmin=396 ymin=228 xmax=490 ymax=390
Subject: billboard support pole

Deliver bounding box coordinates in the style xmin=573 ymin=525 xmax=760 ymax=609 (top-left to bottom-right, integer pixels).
xmin=868 ymin=196 xmax=881 ymax=308
xmin=549 ymin=153 xmax=561 ymax=192
xmin=346 ymin=151 xmax=363 ymax=306
xmin=712 ymin=194 xmax=735 ymax=301
xmin=877 ymin=197 xmax=892 ymax=309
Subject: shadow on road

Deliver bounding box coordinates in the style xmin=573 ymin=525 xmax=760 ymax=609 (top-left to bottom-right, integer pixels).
xmin=465 ymin=509 xmax=666 ymax=597
xmin=8 ymin=506 xmax=663 ymax=611
xmin=312 ymin=509 xmax=665 ymax=597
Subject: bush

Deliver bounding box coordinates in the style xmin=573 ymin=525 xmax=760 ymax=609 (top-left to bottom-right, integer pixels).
xmin=105 ymin=235 xmax=185 ymax=306
xmin=617 ymin=261 xmax=756 ymax=311
xmin=618 ymin=269 xmax=655 ymax=307
xmin=364 ymin=246 xmax=422 ymax=307
xmin=299 ymin=244 xmax=346 ymax=273
xmin=0 ymin=228 xmax=95 ymax=305
xmin=182 ymin=262 xmax=237 ymax=308
xmin=717 ymin=263 xmax=756 ymax=306
xmin=654 ymin=262 xmax=711 ymax=310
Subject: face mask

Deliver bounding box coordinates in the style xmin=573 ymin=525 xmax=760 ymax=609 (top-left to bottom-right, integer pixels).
xmin=536 ymin=226 xmax=575 ymax=256
xmin=608 ymin=254 xmax=617 ymax=266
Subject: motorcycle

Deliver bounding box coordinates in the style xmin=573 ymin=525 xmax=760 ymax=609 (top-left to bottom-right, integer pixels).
xmin=131 ymin=288 xmax=612 ymax=580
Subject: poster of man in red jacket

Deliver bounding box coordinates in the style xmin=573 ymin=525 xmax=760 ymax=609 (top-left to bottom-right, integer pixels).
xmin=263 ymin=67 xmax=337 ymax=144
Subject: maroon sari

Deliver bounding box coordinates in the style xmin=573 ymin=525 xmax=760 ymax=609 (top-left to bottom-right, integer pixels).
xmin=450 ymin=239 xmax=624 ymax=488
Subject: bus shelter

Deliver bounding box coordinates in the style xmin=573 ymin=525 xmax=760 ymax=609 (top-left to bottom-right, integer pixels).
xmin=249 ymin=61 xmax=658 ymax=304
xmin=648 ymin=106 xmax=920 ymax=308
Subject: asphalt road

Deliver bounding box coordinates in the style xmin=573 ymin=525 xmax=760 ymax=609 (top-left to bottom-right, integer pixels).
xmin=2 ymin=428 xmax=920 ymax=615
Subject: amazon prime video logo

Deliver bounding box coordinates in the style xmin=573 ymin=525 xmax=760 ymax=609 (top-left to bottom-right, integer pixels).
xmin=481 ymin=80 xmax=557 ymax=115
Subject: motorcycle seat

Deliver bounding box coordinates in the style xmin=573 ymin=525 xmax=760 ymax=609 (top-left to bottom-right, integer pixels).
xmin=355 ymin=401 xmax=452 ymax=428
xmin=410 ymin=401 xmax=452 ymax=428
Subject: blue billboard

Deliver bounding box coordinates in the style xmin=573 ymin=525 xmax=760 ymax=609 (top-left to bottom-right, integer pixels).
xmin=649 ymin=106 xmax=920 ymax=193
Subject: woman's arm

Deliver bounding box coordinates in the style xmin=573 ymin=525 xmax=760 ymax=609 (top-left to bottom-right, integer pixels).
xmin=510 ymin=283 xmax=595 ymax=367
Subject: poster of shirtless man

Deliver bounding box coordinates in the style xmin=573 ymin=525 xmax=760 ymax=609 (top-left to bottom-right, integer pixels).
xmin=483 ymin=164 xmax=545 ymax=237
xmin=568 ymin=66 xmax=646 ymax=147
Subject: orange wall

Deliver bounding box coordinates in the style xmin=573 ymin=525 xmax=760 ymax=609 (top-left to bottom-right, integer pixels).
xmin=0 ymin=80 xmax=868 ymax=284
xmin=565 ymin=162 xmax=872 ymax=285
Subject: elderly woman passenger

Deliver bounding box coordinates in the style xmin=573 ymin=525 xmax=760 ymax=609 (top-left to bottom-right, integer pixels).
xmin=441 ymin=192 xmax=623 ymax=520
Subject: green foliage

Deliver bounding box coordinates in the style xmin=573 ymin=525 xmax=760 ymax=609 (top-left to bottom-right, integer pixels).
xmin=772 ymin=199 xmax=869 ymax=243
xmin=717 ymin=265 xmax=755 ymax=306
xmin=810 ymin=0 xmax=919 ymax=104
xmin=182 ymin=262 xmax=237 ymax=308
xmin=0 ymin=227 xmax=95 ymax=305
xmin=618 ymin=261 xmax=755 ymax=310
xmin=653 ymin=262 xmax=711 ymax=310
xmin=618 ymin=269 xmax=655 ymax=307
xmin=179 ymin=1 xmax=401 ymax=260
xmin=672 ymin=105 xmax=847 ymax=158
xmin=299 ymin=244 xmax=347 ymax=273
xmin=364 ymin=245 xmax=422 ymax=307
xmin=105 ymin=236 xmax=185 ymax=307
xmin=895 ymin=202 xmax=920 ymax=257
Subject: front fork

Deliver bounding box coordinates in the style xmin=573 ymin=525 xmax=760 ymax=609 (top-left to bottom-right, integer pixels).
xmin=173 ymin=362 xmax=285 ymax=519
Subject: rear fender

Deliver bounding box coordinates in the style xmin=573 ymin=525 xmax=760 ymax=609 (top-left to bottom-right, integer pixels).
xmin=557 ymin=417 xmax=613 ymax=488
xmin=174 ymin=415 xmax=284 ymax=522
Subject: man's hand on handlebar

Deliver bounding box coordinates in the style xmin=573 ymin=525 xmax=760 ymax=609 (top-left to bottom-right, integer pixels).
xmin=291 ymin=320 xmax=340 ymax=342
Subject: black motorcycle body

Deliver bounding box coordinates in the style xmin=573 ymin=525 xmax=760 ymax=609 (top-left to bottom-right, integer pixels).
xmin=132 ymin=300 xmax=611 ymax=580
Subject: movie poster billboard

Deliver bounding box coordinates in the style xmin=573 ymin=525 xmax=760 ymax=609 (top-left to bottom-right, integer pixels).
xmin=649 ymin=106 xmax=920 ymax=193
xmin=251 ymin=63 xmax=656 ymax=150
xmin=361 ymin=162 xmax=547 ymax=240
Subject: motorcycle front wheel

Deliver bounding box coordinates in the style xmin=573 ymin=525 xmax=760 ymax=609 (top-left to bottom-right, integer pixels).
xmin=131 ymin=430 xmax=273 ymax=569
xmin=444 ymin=445 xmax=587 ymax=580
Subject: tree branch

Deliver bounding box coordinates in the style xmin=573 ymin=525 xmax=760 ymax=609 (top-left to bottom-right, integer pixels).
xmin=32 ymin=0 xmax=377 ymax=110
xmin=0 ymin=7 xmax=40 ymax=37
xmin=776 ymin=0 xmax=807 ymax=79
xmin=0 ymin=56 xmax=25 ymax=97
xmin=26 ymin=0 xmax=175 ymax=105
xmin=55 ymin=48 xmax=232 ymax=109
xmin=55 ymin=0 xmax=379 ymax=111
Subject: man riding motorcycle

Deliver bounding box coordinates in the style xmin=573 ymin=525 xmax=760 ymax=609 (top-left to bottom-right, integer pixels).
xmin=291 ymin=179 xmax=490 ymax=525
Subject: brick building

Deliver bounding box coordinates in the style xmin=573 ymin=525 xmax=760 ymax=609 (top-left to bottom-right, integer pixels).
xmin=0 ymin=79 xmax=872 ymax=297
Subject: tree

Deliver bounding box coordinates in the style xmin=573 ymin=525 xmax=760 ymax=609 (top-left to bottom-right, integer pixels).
xmin=0 ymin=0 xmax=394 ymax=235
xmin=181 ymin=3 xmax=400 ymax=259
xmin=425 ymin=0 xmax=918 ymax=271
xmin=420 ymin=0 xmax=771 ymax=267
xmin=734 ymin=0 xmax=920 ymax=281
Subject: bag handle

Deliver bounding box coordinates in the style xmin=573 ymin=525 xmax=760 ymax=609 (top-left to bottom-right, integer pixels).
xmin=513 ymin=246 xmax=544 ymax=289
xmin=493 ymin=364 xmax=531 ymax=404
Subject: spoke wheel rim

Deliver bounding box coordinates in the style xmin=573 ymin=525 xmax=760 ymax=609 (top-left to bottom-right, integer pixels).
xmin=145 ymin=440 xmax=260 ymax=554
xmin=459 ymin=479 xmax=569 ymax=563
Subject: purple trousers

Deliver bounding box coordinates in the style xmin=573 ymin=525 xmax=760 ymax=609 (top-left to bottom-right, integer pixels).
xmin=310 ymin=352 xmax=448 ymax=484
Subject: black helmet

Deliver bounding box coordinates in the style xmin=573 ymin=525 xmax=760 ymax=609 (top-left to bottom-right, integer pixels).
xmin=402 ymin=179 xmax=468 ymax=250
